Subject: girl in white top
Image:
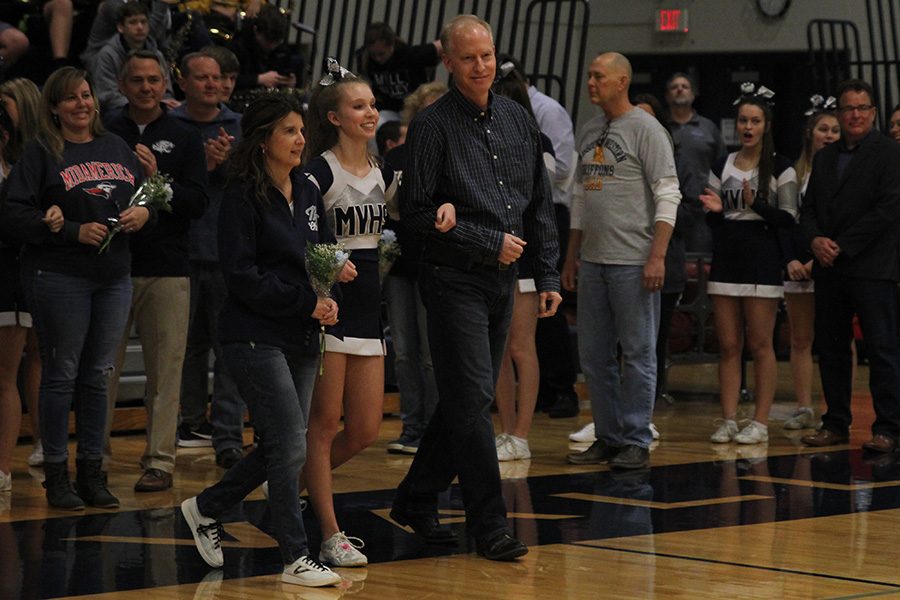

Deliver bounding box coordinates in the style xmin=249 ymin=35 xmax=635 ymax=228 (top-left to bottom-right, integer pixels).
xmin=700 ymin=85 xmax=797 ymax=445
xmin=782 ymin=101 xmax=839 ymax=430
xmin=301 ymin=61 xmax=453 ymax=567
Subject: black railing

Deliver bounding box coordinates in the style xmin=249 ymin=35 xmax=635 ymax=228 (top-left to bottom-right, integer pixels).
xmin=288 ymin=0 xmax=590 ymax=123
xmin=807 ymin=0 xmax=900 ymax=129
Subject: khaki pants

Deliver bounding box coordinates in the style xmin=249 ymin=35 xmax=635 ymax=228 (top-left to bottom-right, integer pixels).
xmin=106 ymin=277 xmax=190 ymax=473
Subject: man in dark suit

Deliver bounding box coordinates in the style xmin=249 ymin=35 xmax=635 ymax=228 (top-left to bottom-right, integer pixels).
xmin=800 ymin=78 xmax=900 ymax=452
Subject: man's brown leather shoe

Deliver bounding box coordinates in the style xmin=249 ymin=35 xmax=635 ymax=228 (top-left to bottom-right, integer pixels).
xmin=134 ymin=468 xmax=173 ymax=492
xmin=862 ymin=433 xmax=897 ymax=453
xmin=801 ymin=429 xmax=849 ymax=447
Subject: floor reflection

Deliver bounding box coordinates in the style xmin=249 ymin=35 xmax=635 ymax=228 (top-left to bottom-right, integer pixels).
xmin=3 ymin=448 xmax=900 ymax=598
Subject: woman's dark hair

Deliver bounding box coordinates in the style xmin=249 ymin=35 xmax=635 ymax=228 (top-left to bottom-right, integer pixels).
xmin=493 ymin=57 xmax=535 ymax=119
xmin=633 ymin=92 xmax=665 ymax=125
xmin=229 ymin=92 xmax=304 ymax=208
xmin=735 ymin=96 xmax=775 ymax=202
xmin=364 ymin=22 xmax=400 ymax=47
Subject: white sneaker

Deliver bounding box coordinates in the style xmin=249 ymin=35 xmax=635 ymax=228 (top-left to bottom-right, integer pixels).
xmin=0 ymin=470 xmax=10 ymax=492
xmin=710 ymin=419 xmax=739 ymax=443
xmin=319 ymin=532 xmax=367 ymax=567
xmin=495 ymin=433 xmax=510 ymax=448
xmin=569 ymin=422 xmax=596 ymax=443
xmin=650 ymin=423 xmax=660 ymax=441
xmin=27 ymin=440 xmax=44 ymax=467
xmin=783 ymin=407 xmax=816 ymax=430
xmin=735 ymin=421 xmax=769 ymax=444
xmin=181 ymin=497 xmax=224 ymax=568
xmin=282 ymin=555 xmax=342 ymax=587
xmin=497 ymin=435 xmax=531 ymax=461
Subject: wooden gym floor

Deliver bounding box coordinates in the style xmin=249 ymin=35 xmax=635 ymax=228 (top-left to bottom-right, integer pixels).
xmin=2 ymin=363 xmax=900 ymax=599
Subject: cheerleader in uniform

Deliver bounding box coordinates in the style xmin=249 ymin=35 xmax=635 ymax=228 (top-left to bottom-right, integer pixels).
xmin=700 ymin=83 xmax=798 ymax=445
xmin=782 ymin=98 xmax=840 ymax=429
xmin=301 ymin=60 xmax=454 ymax=567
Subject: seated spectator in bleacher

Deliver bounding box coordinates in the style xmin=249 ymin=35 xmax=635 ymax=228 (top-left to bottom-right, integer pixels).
xmin=228 ymin=4 xmax=301 ymax=91
xmin=92 ymin=1 xmax=176 ymax=113
xmin=358 ymin=22 xmax=442 ymax=125
xmin=375 ymin=120 xmax=404 ymax=158
xmin=201 ymin=45 xmax=240 ymax=103
xmin=83 ymin=0 xmax=212 ymax=70
xmin=0 ymin=21 xmax=29 ymax=70
xmin=44 ymin=0 xmax=74 ymax=69
xmin=81 ymin=0 xmax=171 ymax=67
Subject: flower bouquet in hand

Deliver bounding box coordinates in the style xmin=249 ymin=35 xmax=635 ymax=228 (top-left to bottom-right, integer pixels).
xmin=98 ymin=173 xmax=174 ymax=254
xmin=305 ymin=241 xmax=351 ymax=374
xmin=378 ymin=228 xmax=401 ymax=283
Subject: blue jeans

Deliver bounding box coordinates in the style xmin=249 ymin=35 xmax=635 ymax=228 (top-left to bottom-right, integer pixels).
xmin=198 ymin=342 xmax=316 ymax=564
xmin=383 ymin=274 xmax=438 ymax=437
xmin=577 ymin=262 xmax=659 ymax=448
xmin=24 ymin=270 xmax=132 ymax=463
xmin=815 ymin=272 xmax=900 ymax=438
xmin=180 ymin=261 xmax=245 ymax=451
xmin=396 ymin=263 xmax=515 ymax=540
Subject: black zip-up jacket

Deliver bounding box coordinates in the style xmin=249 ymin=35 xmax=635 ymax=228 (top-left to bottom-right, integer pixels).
xmin=104 ymin=106 xmax=209 ymax=277
xmin=218 ymin=171 xmax=339 ymax=353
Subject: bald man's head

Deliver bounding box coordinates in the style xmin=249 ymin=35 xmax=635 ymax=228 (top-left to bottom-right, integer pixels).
xmin=598 ymin=52 xmax=632 ymax=85
xmin=586 ymin=52 xmax=633 ymax=114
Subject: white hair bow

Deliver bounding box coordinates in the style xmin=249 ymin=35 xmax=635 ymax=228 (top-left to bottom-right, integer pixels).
xmin=319 ymin=57 xmax=353 ymax=86
xmin=804 ymin=94 xmax=837 ymax=116
xmin=734 ymin=82 xmax=775 ymax=105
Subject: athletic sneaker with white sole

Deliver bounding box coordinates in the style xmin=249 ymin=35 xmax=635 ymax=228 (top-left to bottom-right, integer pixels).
xmin=734 ymin=420 xmax=769 ymax=444
xmin=282 ymin=555 xmax=342 ymax=587
xmin=497 ymin=434 xmax=531 ymax=461
xmin=569 ymin=422 xmax=596 ymax=443
xmin=710 ymin=419 xmax=739 ymax=443
xmin=181 ymin=497 xmax=224 ymax=567
xmin=319 ymin=531 xmax=367 ymax=567
xmin=783 ymin=407 xmax=816 ymax=430
xmin=27 ymin=440 xmax=44 ymax=467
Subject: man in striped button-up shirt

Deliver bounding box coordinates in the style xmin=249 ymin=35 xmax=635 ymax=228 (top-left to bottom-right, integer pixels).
xmin=392 ymin=13 xmax=561 ymax=562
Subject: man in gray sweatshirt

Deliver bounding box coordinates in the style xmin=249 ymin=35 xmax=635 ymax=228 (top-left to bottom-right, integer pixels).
xmin=563 ymin=52 xmax=681 ymax=470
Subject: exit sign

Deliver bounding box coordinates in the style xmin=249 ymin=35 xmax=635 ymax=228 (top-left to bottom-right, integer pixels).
xmin=656 ymin=8 xmax=689 ymax=33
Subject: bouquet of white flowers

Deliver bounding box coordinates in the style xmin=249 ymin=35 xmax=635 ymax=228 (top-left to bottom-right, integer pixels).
xmin=378 ymin=228 xmax=401 ymax=283
xmin=98 ymin=173 xmax=173 ymax=254
xmin=305 ymin=242 xmax=351 ymax=374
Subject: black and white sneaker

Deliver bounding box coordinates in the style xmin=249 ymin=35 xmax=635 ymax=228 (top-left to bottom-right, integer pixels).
xmin=181 ymin=497 xmax=224 ymax=567
xmin=178 ymin=422 xmax=214 ymax=448
xmin=282 ymin=555 xmax=342 ymax=587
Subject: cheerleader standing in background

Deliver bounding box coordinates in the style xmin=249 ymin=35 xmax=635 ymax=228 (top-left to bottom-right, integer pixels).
xmin=782 ymin=99 xmax=840 ymax=430
xmin=700 ymin=84 xmax=798 ymax=445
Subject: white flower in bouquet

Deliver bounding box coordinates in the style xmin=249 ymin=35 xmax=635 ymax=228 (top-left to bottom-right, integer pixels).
xmin=98 ymin=173 xmax=174 ymax=254
xmin=305 ymin=242 xmax=351 ymax=374
xmin=378 ymin=228 xmax=401 ymax=282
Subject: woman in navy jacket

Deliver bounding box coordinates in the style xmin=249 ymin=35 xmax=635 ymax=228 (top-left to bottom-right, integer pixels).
xmin=180 ymin=93 xmax=352 ymax=589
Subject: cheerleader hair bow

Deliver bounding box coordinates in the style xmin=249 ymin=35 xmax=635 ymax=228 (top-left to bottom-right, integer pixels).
xmin=319 ymin=57 xmax=354 ymax=86
xmin=733 ymin=82 xmax=776 ymax=105
xmin=497 ymin=61 xmax=516 ymax=81
xmin=804 ymin=94 xmax=837 ymax=116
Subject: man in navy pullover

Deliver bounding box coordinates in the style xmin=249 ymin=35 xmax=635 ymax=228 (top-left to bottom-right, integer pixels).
xmin=171 ymin=51 xmax=246 ymax=468
xmin=102 ymin=50 xmax=208 ymax=492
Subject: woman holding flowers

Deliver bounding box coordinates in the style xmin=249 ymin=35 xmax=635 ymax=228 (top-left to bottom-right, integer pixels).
xmin=180 ymin=92 xmax=347 ymax=588
xmin=0 ymin=67 xmax=149 ymax=509
xmin=700 ymin=83 xmax=797 ymax=445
